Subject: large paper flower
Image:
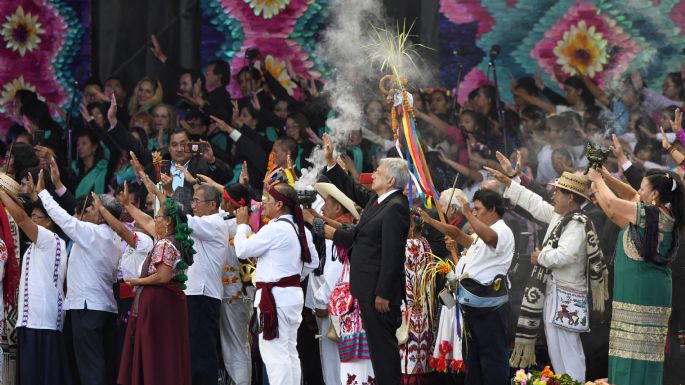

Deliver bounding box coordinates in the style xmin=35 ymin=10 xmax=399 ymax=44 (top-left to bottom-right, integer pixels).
xmin=0 ymin=76 xmax=42 ymax=113
xmin=264 ymin=54 xmax=296 ymax=95
xmin=244 ymin=0 xmax=291 ymax=19
xmin=1 ymin=5 xmax=45 ymax=56
xmin=553 ymin=20 xmax=608 ymax=77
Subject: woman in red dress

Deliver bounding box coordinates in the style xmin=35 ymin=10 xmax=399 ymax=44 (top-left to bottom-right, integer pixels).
xmin=95 ymin=192 xmax=194 ymax=385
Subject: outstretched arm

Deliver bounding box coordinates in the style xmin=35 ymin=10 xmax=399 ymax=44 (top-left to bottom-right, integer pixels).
xmin=587 ymin=168 xmax=637 ymax=228
xmin=91 ymin=192 xmax=137 ymax=248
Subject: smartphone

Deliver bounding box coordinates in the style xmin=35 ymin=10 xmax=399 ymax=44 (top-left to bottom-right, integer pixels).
xmin=33 ymin=129 xmax=45 ymax=146
xmin=183 ymin=141 xmax=206 ymax=155
xmin=160 ymin=160 xmax=171 ymax=175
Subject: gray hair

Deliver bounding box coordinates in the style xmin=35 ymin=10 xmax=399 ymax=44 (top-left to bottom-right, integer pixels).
xmin=98 ymin=194 xmax=122 ymax=219
xmin=197 ymin=184 xmax=221 ymax=207
xmin=439 ymin=188 xmax=465 ymax=212
xmin=380 ymin=158 xmax=410 ymax=190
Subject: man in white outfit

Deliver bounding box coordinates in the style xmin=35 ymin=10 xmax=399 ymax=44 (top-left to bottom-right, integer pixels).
xmin=234 ymin=183 xmax=319 ymax=385
xmin=492 ymin=169 xmax=590 ymax=382
xmin=304 ymin=182 xmax=360 ymax=385
xmin=219 ymin=183 xmax=254 ymax=385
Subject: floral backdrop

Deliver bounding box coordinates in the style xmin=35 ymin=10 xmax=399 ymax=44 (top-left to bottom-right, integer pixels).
xmin=1 ymin=0 xmax=685 ymax=138
xmin=0 ymin=0 xmax=89 ymax=137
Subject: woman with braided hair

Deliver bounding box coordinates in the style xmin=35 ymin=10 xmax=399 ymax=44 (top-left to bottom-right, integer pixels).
xmin=107 ymin=192 xmax=196 ymax=385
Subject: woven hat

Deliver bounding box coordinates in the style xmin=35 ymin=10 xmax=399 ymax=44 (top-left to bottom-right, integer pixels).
xmin=314 ymin=182 xmax=360 ymax=220
xmin=0 ymin=173 xmax=21 ymax=205
xmin=548 ymin=171 xmax=590 ymax=201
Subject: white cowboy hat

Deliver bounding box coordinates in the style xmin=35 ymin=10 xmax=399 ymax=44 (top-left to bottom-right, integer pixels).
xmin=314 ymin=182 xmax=360 ymax=221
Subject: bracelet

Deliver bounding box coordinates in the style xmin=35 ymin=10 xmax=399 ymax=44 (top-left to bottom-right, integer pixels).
xmin=668 ymin=145 xmax=678 ymax=154
xmin=312 ymin=217 xmax=325 ymax=237
xmin=507 ymin=172 xmax=518 ymax=179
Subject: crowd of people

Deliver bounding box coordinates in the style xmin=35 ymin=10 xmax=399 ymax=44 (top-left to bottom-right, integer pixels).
xmin=0 ymin=33 xmax=684 ymax=385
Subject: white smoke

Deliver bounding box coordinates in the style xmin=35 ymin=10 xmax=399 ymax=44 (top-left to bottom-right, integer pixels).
xmin=295 ymin=0 xmax=386 ymax=191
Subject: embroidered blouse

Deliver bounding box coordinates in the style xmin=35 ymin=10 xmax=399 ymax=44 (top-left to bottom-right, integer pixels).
xmin=148 ymin=239 xmax=182 ymax=278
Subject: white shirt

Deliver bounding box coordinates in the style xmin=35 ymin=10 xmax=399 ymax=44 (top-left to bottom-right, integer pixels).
xmin=185 ymin=212 xmax=230 ymax=300
xmin=377 ymin=188 xmax=400 ymax=204
xmin=170 ymin=160 xmax=190 ymax=191
xmin=39 ymin=190 xmax=122 ymax=313
xmin=457 ymin=219 xmax=514 ymax=283
xmin=504 ymin=181 xmax=588 ymax=291
xmin=18 ymin=226 xmax=67 ymax=330
xmin=234 ymin=214 xmax=319 ymax=307
xmin=119 ymin=232 xmax=153 ymax=280
xmin=305 ymin=239 xmax=344 ymax=310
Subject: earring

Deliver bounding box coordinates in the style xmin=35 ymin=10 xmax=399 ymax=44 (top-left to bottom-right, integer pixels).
xmin=651 ymin=199 xmax=656 ymax=206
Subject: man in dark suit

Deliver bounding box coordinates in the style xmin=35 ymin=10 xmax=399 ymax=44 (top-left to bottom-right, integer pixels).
xmin=320 ymin=134 xmax=410 ymax=385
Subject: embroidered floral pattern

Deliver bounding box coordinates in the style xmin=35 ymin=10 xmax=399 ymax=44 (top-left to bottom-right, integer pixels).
xmin=609 ymin=301 xmax=670 ymax=362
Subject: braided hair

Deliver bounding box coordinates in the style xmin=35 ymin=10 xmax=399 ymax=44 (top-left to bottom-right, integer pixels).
xmin=164 ymin=198 xmax=196 ymax=289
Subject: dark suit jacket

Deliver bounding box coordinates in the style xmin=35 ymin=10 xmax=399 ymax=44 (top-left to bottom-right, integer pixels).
xmin=326 ymin=164 xmax=409 ymax=305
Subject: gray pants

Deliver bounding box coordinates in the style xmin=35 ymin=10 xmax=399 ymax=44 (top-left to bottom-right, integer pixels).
xmin=220 ymin=288 xmax=254 ymax=385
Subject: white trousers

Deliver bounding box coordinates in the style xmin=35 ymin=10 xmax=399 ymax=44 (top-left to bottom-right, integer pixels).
xmin=259 ymin=304 xmax=303 ymax=385
xmin=220 ymin=292 xmax=254 ymax=385
xmin=543 ymin=281 xmax=586 ymax=382
xmin=316 ymin=315 xmax=341 ymax=385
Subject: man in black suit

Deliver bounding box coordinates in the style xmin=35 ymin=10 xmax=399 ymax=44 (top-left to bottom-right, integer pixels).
xmin=320 ymin=133 xmax=410 ymax=385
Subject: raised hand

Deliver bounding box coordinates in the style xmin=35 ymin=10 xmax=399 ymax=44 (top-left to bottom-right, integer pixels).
xmin=670 ymin=108 xmax=682 ymax=133
xmin=25 ymin=171 xmax=37 ymax=201
xmin=201 ymin=140 xmax=215 ymax=164
xmin=322 ymin=133 xmax=334 ymax=166
xmin=239 ymin=161 xmax=249 ymax=185
xmin=35 ymin=169 xmax=46 ymax=194
xmin=129 ymin=151 xmax=145 ymax=174
xmin=483 ymin=166 xmax=512 ymax=186
xmin=175 ymin=162 xmax=195 ymax=183
xmin=150 ymin=35 xmax=167 ymax=63
xmin=90 ymin=192 xmax=104 ymax=211
xmin=160 ymin=173 xmax=174 ymax=196
xmin=79 ymin=103 xmax=93 ymax=123
xmin=659 ymin=126 xmax=671 ymax=150
xmin=107 ymin=93 xmax=118 ymax=127
xmin=49 ymin=157 xmax=63 ymax=190
xmin=494 ymin=150 xmax=521 ymax=177
xmin=210 ymin=115 xmax=234 ymax=134
xmin=117 ymin=181 xmax=130 ymax=207
xmin=611 ymin=134 xmax=629 ymax=163
xmin=197 ymin=174 xmax=223 ymax=191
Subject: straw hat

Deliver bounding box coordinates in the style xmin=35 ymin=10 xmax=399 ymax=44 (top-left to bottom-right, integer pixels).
xmin=0 ymin=172 xmax=21 ymax=204
xmin=548 ymin=171 xmax=590 ymax=201
xmin=314 ymin=182 xmax=360 ymax=220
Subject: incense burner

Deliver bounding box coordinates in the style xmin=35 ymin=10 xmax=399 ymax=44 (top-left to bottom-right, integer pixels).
xmin=584 ymin=142 xmax=611 ymax=174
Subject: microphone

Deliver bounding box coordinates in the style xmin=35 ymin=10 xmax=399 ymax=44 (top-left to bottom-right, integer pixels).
xmin=222 ymin=213 xmax=236 ymax=221
xmin=489 ymin=45 xmax=501 ymax=61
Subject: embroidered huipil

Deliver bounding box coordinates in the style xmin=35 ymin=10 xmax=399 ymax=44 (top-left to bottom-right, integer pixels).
xmin=184 ymin=213 xmax=230 ymax=300
xmin=39 ymin=190 xmax=121 ymax=313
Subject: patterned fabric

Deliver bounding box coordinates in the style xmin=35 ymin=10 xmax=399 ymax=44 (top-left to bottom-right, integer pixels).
xmin=609 ymin=202 xmax=674 ymax=385
xmin=510 ymin=210 xmax=608 ymax=368
xmin=148 ymin=239 xmax=182 ymax=277
xmin=609 ymin=301 xmax=670 ymax=362
xmin=400 ymin=238 xmax=435 ymax=375
xmin=429 ymin=270 xmax=464 ymax=374
xmin=334 ymin=260 xmax=372 ymax=363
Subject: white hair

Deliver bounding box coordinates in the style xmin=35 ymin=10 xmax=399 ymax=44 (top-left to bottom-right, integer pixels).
xmin=379 ymin=158 xmax=410 ymax=190
xmin=439 ymin=188 xmax=466 ymax=212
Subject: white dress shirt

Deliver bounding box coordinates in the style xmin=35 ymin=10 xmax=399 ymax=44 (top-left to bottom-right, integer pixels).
xmin=305 ymin=239 xmax=344 ymax=310
xmin=119 ymin=232 xmax=153 ymax=280
xmin=234 ymin=214 xmax=319 ymax=308
xmin=39 ymin=190 xmax=122 ymax=313
xmin=18 ymin=226 xmax=67 ymax=330
xmin=457 ymin=219 xmax=514 ymax=283
xmin=170 ymin=161 xmax=190 ymax=191
xmin=185 ymin=212 xmax=230 ymax=300
xmin=504 ymin=181 xmax=588 ymax=291
xmin=376 ymin=188 xmax=400 ymax=204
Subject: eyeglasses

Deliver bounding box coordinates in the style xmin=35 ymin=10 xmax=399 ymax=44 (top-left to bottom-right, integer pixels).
xmin=191 ymin=198 xmax=213 ymax=205
xmin=154 ymin=214 xmax=168 ymax=220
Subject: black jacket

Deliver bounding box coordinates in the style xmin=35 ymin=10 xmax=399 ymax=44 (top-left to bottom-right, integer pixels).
xmin=326 ymin=164 xmax=409 ymax=305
